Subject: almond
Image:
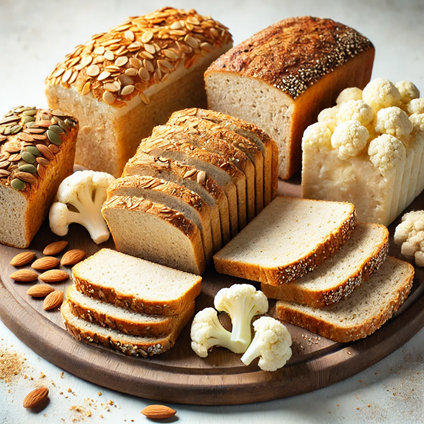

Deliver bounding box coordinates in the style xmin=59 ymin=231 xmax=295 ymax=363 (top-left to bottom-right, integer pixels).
xmin=31 ymin=256 xmax=60 ymax=271
xmin=61 ymin=249 xmax=86 ymax=266
xmin=141 ymin=405 xmax=177 ymax=420
xmin=27 ymin=284 xmax=55 ymax=298
xmin=43 ymin=240 xmax=68 ymax=256
xmin=23 ymin=387 xmax=49 ymax=408
xmin=9 ymin=269 xmax=38 ymax=282
xmin=43 ymin=290 xmax=64 ymax=310
xmin=10 ymin=251 xmax=36 ymax=267
xmin=39 ymin=269 xmax=69 ymax=283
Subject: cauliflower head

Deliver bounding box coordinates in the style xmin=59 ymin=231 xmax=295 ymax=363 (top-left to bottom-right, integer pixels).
xmin=302 ymin=122 xmax=332 ymax=149
xmin=336 ymin=87 xmax=363 ymax=104
xmin=395 ymin=80 xmax=420 ymax=104
xmin=337 ymin=100 xmax=374 ymax=126
xmin=407 ymin=98 xmax=424 ymax=115
xmin=368 ymin=134 xmax=406 ymax=174
xmin=331 ymin=120 xmax=369 ymax=160
xmin=375 ymin=106 xmax=413 ymax=140
xmin=363 ymin=78 xmax=401 ymax=111
xmin=317 ymin=106 xmax=340 ymax=132
xmin=394 ymin=211 xmax=424 ymax=267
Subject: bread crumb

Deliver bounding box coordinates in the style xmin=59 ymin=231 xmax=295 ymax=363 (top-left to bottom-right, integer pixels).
xmin=0 ymin=346 xmax=27 ymax=384
xmin=98 ymin=392 xmax=102 ymax=396
xmin=60 ymin=372 xmax=64 ymax=378
xmin=40 ymin=372 xmax=46 ymax=378
xmin=68 ymin=388 xmax=73 ymax=393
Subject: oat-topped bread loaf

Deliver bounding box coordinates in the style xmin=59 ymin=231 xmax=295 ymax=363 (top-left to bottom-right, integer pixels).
xmin=205 ymin=16 xmax=374 ymax=179
xmin=45 ymin=7 xmax=232 ymax=177
xmin=0 ymin=107 xmax=78 ymax=248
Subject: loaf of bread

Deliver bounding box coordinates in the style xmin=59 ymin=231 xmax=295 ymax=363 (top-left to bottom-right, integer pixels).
xmin=0 ymin=107 xmax=78 ymax=248
xmin=45 ymin=7 xmax=232 ymax=177
xmin=205 ymin=16 xmax=374 ymax=179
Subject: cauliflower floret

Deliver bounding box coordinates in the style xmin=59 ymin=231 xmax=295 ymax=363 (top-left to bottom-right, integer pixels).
xmin=337 ymin=100 xmax=374 ymax=126
xmin=368 ymin=134 xmax=406 ymax=174
xmin=409 ymin=113 xmax=424 ymax=134
xmin=375 ymin=107 xmax=413 ymax=140
xmin=336 ymin=87 xmax=363 ymax=104
xmin=331 ymin=120 xmax=369 ymax=160
xmin=394 ymin=210 xmax=424 ymax=267
xmin=363 ymin=78 xmax=401 ymax=111
xmin=395 ymin=80 xmax=420 ymax=104
xmin=407 ymin=98 xmax=424 ymax=115
xmin=317 ymin=105 xmax=340 ymax=132
xmin=302 ymin=122 xmax=332 ymax=149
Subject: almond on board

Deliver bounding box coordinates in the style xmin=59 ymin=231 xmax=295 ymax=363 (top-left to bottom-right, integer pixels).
xmin=43 ymin=291 xmax=64 ymax=310
xmin=10 ymin=251 xmax=36 ymax=267
xmin=9 ymin=269 xmax=38 ymax=282
xmin=27 ymin=284 xmax=55 ymax=298
xmin=43 ymin=240 xmax=68 ymax=256
xmin=61 ymin=249 xmax=86 ymax=266
xmin=38 ymin=270 xmax=69 ymax=283
xmin=31 ymin=256 xmax=60 ymax=271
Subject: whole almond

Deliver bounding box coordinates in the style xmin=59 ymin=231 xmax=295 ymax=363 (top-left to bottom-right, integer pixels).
xmin=43 ymin=290 xmax=64 ymax=310
xmin=61 ymin=249 xmax=86 ymax=266
xmin=39 ymin=269 xmax=69 ymax=283
xmin=31 ymin=256 xmax=60 ymax=271
xmin=23 ymin=387 xmax=49 ymax=408
xmin=9 ymin=269 xmax=38 ymax=282
xmin=141 ymin=405 xmax=177 ymax=420
xmin=27 ymin=284 xmax=55 ymax=298
xmin=10 ymin=251 xmax=36 ymax=267
xmin=43 ymin=240 xmax=68 ymax=256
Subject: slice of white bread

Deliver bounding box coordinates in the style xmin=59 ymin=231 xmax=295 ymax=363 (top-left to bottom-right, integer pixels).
xmin=261 ymin=222 xmax=389 ymax=307
xmin=275 ymin=256 xmax=415 ymax=343
xmin=213 ymin=197 xmax=357 ymax=285
xmin=102 ymin=196 xmax=206 ymax=275
xmin=62 ymin=300 xmax=192 ymax=357
xmin=72 ymin=249 xmax=202 ymax=316
xmin=66 ymin=284 xmax=195 ymax=338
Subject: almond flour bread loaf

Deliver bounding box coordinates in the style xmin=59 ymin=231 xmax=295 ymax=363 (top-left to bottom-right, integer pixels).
xmin=0 ymin=107 xmax=78 ymax=248
xmin=45 ymin=7 xmax=232 ymax=177
xmin=205 ymin=16 xmax=374 ymax=179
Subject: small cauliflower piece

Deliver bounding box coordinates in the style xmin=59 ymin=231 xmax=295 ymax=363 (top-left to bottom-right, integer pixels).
xmin=395 ymin=80 xmax=420 ymax=104
xmin=394 ymin=210 xmax=424 ymax=267
xmin=190 ymin=308 xmax=247 ymax=357
xmin=363 ymin=78 xmax=401 ymax=111
xmin=302 ymin=122 xmax=332 ymax=149
xmin=331 ymin=120 xmax=369 ymax=160
xmin=368 ymin=134 xmax=406 ymax=174
xmin=49 ymin=170 xmax=115 ymax=244
xmin=240 ymin=316 xmax=292 ymax=372
xmin=407 ymin=98 xmax=424 ymax=115
xmin=214 ymin=284 xmax=268 ymax=348
xmin=336 ymin=87 xmax=363 ymax=104
xmin=409 ymin=113 xmax=424 ymax=134
xmin=337 ymin=100 xmax=374 ymax=126
xmin=375 ymin=107 xmax=413 ymax=140
xmin=317 ymin=105 xmax=340 ymax=132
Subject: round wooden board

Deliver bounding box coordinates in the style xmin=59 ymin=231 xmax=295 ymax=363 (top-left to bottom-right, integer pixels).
xmin=0 ymin=180 xmax=423 ymax=405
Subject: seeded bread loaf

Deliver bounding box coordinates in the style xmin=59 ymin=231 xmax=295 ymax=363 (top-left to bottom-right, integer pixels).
xmin=0 ymin=107 xmax=78 ymax=248
xmin=45 ymin=7 xmax=232 ymax=177
xmin=66 ymin=284 xmax=195 ymax=338
xmin=213 ymin=197 xmax=357 ymax=285
xmin=261 ymin=222 xmax=389 ymax=307
xmin=275 ymin=257 xmax=414 ymax=343
xmin=72 ymin=249 xmax=202 ymax=316
xmin=205 ymin=16 xmax=374 ymax=179
xmin=102 ymin=195 xmax=206 ymax=274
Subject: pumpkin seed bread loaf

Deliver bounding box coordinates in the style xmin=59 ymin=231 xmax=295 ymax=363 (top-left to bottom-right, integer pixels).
xmin=205 ymin=16 xmax=374 ymax=179
xmin=0 ymin=107 xmax=78 ymax=248
xmin=45 ymin=7 xmax=232 ymax=177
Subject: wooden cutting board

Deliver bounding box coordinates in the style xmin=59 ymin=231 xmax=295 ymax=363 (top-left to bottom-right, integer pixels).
xmin=0 ymin=180 xmax=423 ymax=406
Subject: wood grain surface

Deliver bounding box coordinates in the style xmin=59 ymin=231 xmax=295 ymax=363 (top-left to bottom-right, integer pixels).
xmin=0 ymin=180 xmax=423 ymax=405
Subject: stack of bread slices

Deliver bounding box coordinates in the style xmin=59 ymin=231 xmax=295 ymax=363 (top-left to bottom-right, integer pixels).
xmin=101 ymin=108 xmax=279 ymax=275
xmin=213 ymin=197 xmax=415 ymax=343
xmin=61 ymin=249 xmax=202 ymax=357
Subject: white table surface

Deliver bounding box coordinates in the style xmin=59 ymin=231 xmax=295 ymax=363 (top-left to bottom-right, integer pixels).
xmin=1 ymin=0 xmax=424 ymax=422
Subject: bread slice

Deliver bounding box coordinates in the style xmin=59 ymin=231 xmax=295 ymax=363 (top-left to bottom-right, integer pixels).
xmin=72 ymin=249 xmax=202 ymax=316
xmin=275 ymin=256 xmax=415 ymax=343
xmin=66 ymin=284 xmax=195 ymax=338
xmin=123 ymin=152 xmax=227 ymax=248
xmin=174 ymin=108 xmax=278 ymax=206
xmin=167 ymin=112 xmax=264 ymax=216
xmin=62 ymin=300 xmax=191 ymax=357
xmin=107 ymin=175 xmax=214 ymax=263
xmin=102 ymin=196 xmax=206 ymax=275
xmin=213 ymin=197 xmax=357 ymax=285
xmin=261 ymin=222 xmax=389 ymax=307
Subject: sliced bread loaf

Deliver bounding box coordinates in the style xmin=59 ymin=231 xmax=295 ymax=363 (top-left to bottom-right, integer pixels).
xmin=213 ymin=197 xmax=357 ymax=285
xmin=274 ymin=256 xmax=415 ymax=343
xmin=66 ymin=284 xmax=195 ymax=338
xmin=261 ymin=222 xmax=389 ymax=307
xmin=62 ymin=300 xmax=191 ymax=357
xmin=72 ymin=249 xmax=202 ymax=316
xmin=102 ymin=196 xmax=206 ymax=275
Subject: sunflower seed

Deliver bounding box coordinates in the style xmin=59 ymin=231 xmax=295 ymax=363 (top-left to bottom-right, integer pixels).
xmin=163 ymin=49 xmax=179 ymax=60
xmin=94 ymin=46 xmax=105 ymax=55
xmin=98 ymin=71 xmax=111 ymax=81
xmin=81 ymin=81 xmax=91 ymax=96
xmin=125 ymin=30 xmax=135 ymax=41
xmin=197 ymin=170 xmax=206 ymax=186
xmin=129 ymin=57 xmax=142 ymax=69
xmin=36 ymin=157 xmax=50 ymax=167
xmin=37 ymin=164 xmax=47 ymax=179
xmin=125 ymin=68 xmax=138 ymax=77
xmin=138 ymin=67 xmax=150 ymax=81
xmin=86 ymin=64 xmax=100 ymax=77
xmin=183 ymin=169 xmax=196 ymax=179
xmin=80 ymin=56 xmax=93 ymax=67
xmin=141 ymin=31 xmax=154 ymax=43
xmin=115 ymin=56 xmax=129 ymax=67
xmin=0 ymin=161 xmax=9 ymax=169
xmin=0 ymin=169 xmax=10 ymax=177
xmin=139 ymin=92 xmax=150 ymax=105
xmin=103 ymin=91 xmax=116 ymax=105
xmin=14 ymin=171 xmax=37 ymax=185
xmin=143 ymin=43 xmax=156 ymax=55
xmin=104 ymin=50 xmax=115 ymax=61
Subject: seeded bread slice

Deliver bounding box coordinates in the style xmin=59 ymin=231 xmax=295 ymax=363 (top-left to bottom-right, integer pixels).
xmin=72 ymin=249 xmax=202 ymax=316
xmin=275 ymin=257 xmax=415 ymax=343
xmin=123 ymin=152 xmax=227 ymax=248
xmin=213 ymin=197 xmax=357 ymax=285
xmin=62 ymin=300 xmax=192 ymax=357
xmin=66 ymin=284 xmax=195 ymax=338
xmin=262 ymin=222 xmax=389 ymax=307
xmin=107 ymin=175 xmax=214 ymax=263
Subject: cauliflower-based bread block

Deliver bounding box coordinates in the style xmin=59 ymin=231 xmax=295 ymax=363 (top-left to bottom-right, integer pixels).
xmin=205 ymin=16 xmax=374 ymax=179
xmin=213 ymin=197 xmax=357 ymax=286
